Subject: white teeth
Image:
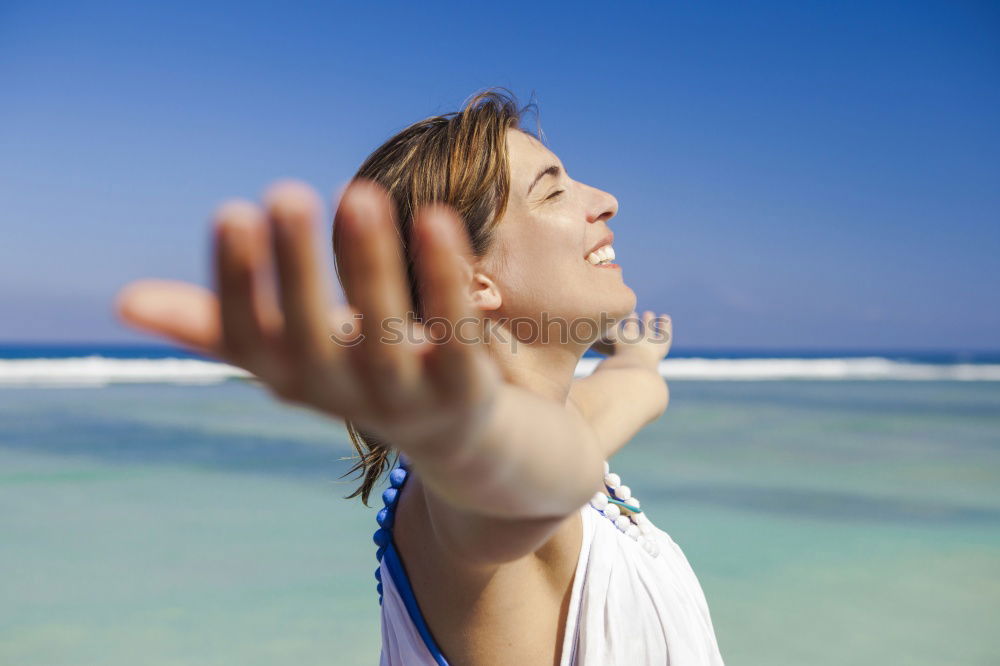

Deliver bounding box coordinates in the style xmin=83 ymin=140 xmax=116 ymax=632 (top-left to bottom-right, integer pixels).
xmin=586 ymin=244 xmax=615 ymax=265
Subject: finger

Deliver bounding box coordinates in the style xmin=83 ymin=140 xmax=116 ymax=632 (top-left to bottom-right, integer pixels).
xmin=649 ymin=313 xmax=664 ymax=335
xmin=326 ymin=304 xmax=364 ymax=349
xmin=264 ymin=181 xmax=335 ymax=361
xmin=115 ymin=279 xmax=223 ymax=357
xmin=412 ymin=203 xmax=485 ymax=396
xmin=657 ymin=314 xmax=673 ymax=353
xmin=414 ymin=204 xmax=479 ymax=322
xmin=334 ymin=179 xmax=420 ymax=406
xmin=642 ymin=310 xmax=654 ymax=328
xmin=213 ymin=200 xmax=276 ymax=371
xmin=622 ymin=310 xmax=641 ymax=338
xmin=656 ymin=314 xmax=674 ymax=356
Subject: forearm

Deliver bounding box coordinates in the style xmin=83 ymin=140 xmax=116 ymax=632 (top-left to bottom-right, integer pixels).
xmin=569 ymin=360 xmax=668 ymax=458
xmin=402 ymin=382 xmax=606 ymax=520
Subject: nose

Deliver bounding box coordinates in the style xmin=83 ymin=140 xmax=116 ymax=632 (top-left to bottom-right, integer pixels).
xmin=585 ymin=184 xmax=619 ymax=224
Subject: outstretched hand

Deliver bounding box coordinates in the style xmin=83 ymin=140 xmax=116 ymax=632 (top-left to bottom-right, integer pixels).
xmin=590 ymin=310 xmax=672 ymax=368
xmin=115 ymin=179 xmax=501 ymax=452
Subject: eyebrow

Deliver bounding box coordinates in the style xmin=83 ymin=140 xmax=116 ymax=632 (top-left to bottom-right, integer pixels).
xmin=526 ymin=165 xmax=561 ymax=197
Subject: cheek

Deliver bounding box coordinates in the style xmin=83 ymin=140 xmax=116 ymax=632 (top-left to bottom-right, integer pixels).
xmin=495 ymin=250 xmax=579 ymax=312
xmin=520 ymin=247 xmax=583 ymax=288
xmin=504 ymin=229 xmax=578 ymax=280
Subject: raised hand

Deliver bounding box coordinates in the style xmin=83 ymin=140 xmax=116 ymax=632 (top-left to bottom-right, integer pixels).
xmin=594 ymin=310 xmax=672 ymax=369
xmin=567 ymin=310 xmax=671 ymax=460
xmin=115 ymin=179 xmax=501 ymax=453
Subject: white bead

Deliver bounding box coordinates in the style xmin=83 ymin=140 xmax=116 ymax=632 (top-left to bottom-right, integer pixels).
xmin=639 ymin=522 xmax=655 ymax=535
xmin=648 ymin=543 xmax=660 ymax=557
xmin=626 ymin=524 xmax=641 ymax=540
xmin=614 ymin=516 xmax=631 ymax=532
xmin=589 ymin=492 xmax=608 ymax=510
xmin=630 ymin=498 xmax=640 ymax=509
xmin=604 ymin=473 xmax=621 ymax=488
xmin=634 ymin=512 xmax=650 ymax=525
xmin=603 ymin=461 xmax=610 ymax=475
xmin=614 ymin=485 xmax=631 ymax=501
xmin=603 ymin=504 xmax=620 ymax=520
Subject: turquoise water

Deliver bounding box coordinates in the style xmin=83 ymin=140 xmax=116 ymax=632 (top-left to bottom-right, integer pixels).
xmin=1 ymin=380 xmax=998 ymax=665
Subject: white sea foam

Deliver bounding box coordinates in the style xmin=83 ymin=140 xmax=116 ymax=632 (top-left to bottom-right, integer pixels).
xmin=1 ymin=355 xmax=998 ymax=388
xmin=0 ymin=356 xmax=250 ymax=387
xmin=578 ymin=356 xmax=1000 ymax=381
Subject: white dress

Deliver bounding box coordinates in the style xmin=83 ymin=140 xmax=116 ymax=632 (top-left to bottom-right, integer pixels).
xmin=374 ymin=460 xmax=725 ymax=665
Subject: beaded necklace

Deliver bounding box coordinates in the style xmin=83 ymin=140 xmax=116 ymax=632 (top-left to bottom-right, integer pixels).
xmin=372 ymin=456 xmax=659 ymax=606
xmin=372 ymin=458 xmax=410 ymax=607
xmin=590 ymin=460 xmax=660 ymax=558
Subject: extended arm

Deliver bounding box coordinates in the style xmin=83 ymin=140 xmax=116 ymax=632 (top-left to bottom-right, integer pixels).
xmin=568 ymin=311 xmax=672 ymax=459
xmin=115 ymin=180 xmax=604 ymax=564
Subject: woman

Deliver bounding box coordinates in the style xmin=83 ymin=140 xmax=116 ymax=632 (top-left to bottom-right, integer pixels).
xmin=116 ymin=88 xmax=724 ymax=665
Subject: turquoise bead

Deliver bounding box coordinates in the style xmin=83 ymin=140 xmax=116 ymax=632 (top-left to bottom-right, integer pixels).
xmin=607 ymin=497 xmax=642 ymax=513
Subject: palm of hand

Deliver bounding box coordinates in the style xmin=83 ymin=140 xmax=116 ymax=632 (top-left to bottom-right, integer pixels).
xmin=115 ymin=179 xmax=501 ymax=450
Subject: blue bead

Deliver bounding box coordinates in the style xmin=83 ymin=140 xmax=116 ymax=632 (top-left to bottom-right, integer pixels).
xmin=382 ymin=487 xmax=399 ymax=507
xmin=375 ymin=545 xmax=386 ymax=561
xmin=389 ymin=467 xmax=408 ymax=488
xmin=376 ymin=507 xmax=395 ymax=529
xmin=373 ymin=528 xmax=390 ymax=548
xmin=374 ymin=568 xmax=382 ymax=582
xmin=398 ymin=454 xmax=410 ymax=470
xmin=378 ymin=596 xmax=383 ymax=606
xmin=377 ymin=582 xmax=383 ymax=595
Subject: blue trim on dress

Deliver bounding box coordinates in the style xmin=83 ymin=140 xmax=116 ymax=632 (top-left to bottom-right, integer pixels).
xmin=382 ymin=538 xmax=450 ymax=665
xmin=377 ymin=458 xmax=450 ymax=666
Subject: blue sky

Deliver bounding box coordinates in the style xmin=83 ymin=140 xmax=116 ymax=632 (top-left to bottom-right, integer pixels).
xmin=1 ymin=1 xmax=997 ymax=350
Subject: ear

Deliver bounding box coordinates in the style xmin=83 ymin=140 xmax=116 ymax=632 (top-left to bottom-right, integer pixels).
xmin=470 ymin=271 xmax=502 ymax=311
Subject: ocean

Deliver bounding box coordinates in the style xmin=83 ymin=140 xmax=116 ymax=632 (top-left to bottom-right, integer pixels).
xmin=1 ymin=345 xmax=998 ymax=665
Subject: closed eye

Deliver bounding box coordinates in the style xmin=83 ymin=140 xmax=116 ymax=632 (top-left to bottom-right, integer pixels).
xmin=547 ymin=190 xmax=564 ymax=200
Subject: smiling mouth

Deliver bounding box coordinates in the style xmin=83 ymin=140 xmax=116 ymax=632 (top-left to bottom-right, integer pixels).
xmin=586 ymin=244 xmax=617 ymax=267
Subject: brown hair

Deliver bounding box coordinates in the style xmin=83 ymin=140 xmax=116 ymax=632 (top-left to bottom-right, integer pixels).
xmin=333 ymin=87 xmax=543 ymax=505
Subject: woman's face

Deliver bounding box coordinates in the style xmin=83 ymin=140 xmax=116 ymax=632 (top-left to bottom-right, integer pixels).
xmin=477 ymin=128 xmax=636 ymax=340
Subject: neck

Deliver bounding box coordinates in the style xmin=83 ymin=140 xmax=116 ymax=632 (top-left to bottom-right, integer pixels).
xmin=485 ymin=326 xmax=590 ymax=403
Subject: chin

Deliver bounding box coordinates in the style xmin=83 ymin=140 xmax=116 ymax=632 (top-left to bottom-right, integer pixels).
xmin=606 ymin=285 xmax=637 ymax=319
xmin=580 ymin=287 xmax=637 ymax=333
xmin=584 ymin=283 xmax=634 ymax=314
